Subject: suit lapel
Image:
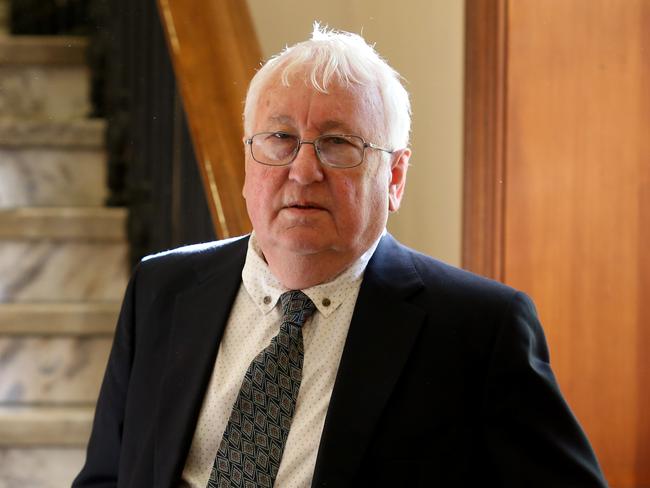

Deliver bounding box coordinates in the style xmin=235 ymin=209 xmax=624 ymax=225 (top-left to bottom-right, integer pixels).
xmin=312 ymin=235 xmax=426 ymax=487
xmin=154 ymin=237 xmax=248 ymax=488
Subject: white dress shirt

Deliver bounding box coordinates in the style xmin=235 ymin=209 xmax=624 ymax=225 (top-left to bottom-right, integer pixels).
xmin=181 ymin=232 xmax=381 ymax=487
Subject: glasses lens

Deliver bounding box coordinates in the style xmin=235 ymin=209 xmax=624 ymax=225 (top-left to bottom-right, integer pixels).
xmin=317 ymin=135 xmax=364 ymax=168
xmin=252 ymin=132 xmax=298 ymax=165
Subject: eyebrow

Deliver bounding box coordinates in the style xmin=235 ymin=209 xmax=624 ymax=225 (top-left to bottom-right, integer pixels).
xmin=263 ymin=116 xmax=356 ymax=135
xmin=319 ymin=119 xmax=354 ymax=134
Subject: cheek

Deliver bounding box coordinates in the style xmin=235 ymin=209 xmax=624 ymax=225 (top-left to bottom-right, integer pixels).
xmin=332 ymin=176 xmax=361 ymax=211
xmin=333 ymin=173 xmax=387 ymax=224
xmin=243 ymin=165 xmax=289 ymax=226
xmin=244 ymin=163 xmax=275 ymax=200
xmin=362 ymin=170 xmax=392 ymax=221
xmin=242 ymin=159 xmax=256 ymax=199
xmin=243 ymin=168 xmax=270 ymax=220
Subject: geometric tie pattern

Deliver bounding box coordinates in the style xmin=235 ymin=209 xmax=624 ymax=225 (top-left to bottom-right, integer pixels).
xmin=207 ymin=291 xmax=316 ymax=488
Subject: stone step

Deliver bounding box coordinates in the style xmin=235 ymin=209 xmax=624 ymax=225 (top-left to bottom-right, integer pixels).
xmin=0 ymin=405 xmax=93 ymax=447
xmin=0 ymin=240 xmax=129 ymax=303
xmin=0 ymin=207 xmax=129 ymax=303
xmin=0 ymin=335 xmax=111 ymax=404
xmin=0 ymin=303 xmax=118 ymax=405
xmin=0 ymin=207 xmax=126 ymax=240
xmin=0 ymin=36 xmax=87 ymax=65
xmin=0 ymin=36 xmax=89 ymax=119
xmin=0 ymin=447 xmax=86 ymax=488
xmin=0 ymin=144 xmax=107 ymax=207
xmin=0 ymin=302 xmax=119 ymax=335
xmin=0 ymin=62 xmax=105 ymax=205
xmin=0 ymin=117 xmax=104 ymax=147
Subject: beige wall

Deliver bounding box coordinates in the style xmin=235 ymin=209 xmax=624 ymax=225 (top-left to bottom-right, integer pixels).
xmin=246 ymin=0 xmax=464 ymax=266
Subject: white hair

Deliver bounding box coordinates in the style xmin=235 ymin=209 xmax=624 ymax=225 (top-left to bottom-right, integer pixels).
xmin=243 ymin=23 xmax=411 ymax=149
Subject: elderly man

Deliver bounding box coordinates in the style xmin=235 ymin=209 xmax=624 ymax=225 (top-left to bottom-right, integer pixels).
xmin=74 ymin=26 xmax=607 ymax=488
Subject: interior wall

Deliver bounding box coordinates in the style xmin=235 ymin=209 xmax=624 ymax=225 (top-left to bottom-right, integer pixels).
xmin=246 ymin=0 xmax=464 ymax=265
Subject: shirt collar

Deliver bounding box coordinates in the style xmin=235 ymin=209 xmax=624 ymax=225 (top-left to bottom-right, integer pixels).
xmin=241 ymin=231 xmax=383 ymax=318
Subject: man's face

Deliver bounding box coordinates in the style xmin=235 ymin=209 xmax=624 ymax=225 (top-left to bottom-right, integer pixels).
xmin=242 ymin=75 xmax=408 ymax=266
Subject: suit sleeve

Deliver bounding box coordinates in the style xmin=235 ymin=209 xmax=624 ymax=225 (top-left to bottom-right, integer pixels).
xmin=72 ymin=264 xmax=140 ymax=487
xmin=481 ymin=291 xmax=609 ymax=487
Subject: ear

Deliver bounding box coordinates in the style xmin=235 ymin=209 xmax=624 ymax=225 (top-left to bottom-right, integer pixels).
xmin=388 ymin=148 xmax=410 ymax=212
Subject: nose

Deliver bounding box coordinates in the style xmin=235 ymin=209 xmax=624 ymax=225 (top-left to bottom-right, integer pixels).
xmin=288 ymin=141 xmax=324 ymax=185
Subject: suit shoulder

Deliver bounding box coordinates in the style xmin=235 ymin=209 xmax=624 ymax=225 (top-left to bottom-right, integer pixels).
xmin=141 ymin=235 xmax=247 ymax=264
xmin=392 ymin=239 xmax=509 ymax=289
xmin=135 ymin=234 xmax=249 ymax=287
xmin=397 ymin=241 xmax=522 ymax=310
xmin=390 ymin=240 xmax=539 ymax=354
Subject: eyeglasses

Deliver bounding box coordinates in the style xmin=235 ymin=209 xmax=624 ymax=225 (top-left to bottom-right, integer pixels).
xmin=244 ymin=132 xmax=394 ymax=169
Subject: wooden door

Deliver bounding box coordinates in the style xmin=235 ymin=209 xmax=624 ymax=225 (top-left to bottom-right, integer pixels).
xmin=464 ymin=1 xmax=650 ymax=486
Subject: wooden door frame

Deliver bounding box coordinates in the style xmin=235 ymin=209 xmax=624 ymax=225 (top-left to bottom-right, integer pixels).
xmin=462 ymin=0 xmax=507 ymax=281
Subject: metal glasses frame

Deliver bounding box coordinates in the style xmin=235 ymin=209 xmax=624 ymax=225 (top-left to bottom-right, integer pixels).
xmin=244 ymin=131 xmax=394 ymax=168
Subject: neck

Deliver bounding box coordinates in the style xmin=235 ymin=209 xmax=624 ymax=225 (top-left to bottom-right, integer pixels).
xmin=262 ymin=248 xmax=362 ymax=290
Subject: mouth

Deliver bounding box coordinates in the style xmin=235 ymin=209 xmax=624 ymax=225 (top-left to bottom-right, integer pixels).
xmin=283 ymin=201 xmax=327 ymax=213
xmin=284 ymin=201 xmax=325 ymax=211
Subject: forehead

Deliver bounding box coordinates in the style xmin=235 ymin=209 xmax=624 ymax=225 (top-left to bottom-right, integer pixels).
xmin=251 ymin=75 xmax=383 ymax=135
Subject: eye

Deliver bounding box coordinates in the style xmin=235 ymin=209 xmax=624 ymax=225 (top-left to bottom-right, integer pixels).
xmin=320 ymin=135 xmax=363 ymax=150
xmin=269 ymin=132 xmax=294 ymax=140
xmin=326 ymin=136 xmax=351 ymax=145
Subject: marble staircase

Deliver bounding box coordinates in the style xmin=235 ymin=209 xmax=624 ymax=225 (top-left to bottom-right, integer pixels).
xmin=0 ymin=34 xmax=128 ymax=486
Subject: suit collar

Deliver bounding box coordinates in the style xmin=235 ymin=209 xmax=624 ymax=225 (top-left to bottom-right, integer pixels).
xmin=312 ymin=234 xmax=426 ymax=487
xmin=154 ymin=236 xmax=249 ymax=488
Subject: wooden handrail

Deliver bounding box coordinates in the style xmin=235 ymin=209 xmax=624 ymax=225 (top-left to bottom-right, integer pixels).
xmin=157 ymin=0 xmax=262 ymax=238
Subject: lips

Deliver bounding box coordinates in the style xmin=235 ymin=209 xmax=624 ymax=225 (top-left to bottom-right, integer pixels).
xmin=284 ymin=201 xmax=326 ymax=211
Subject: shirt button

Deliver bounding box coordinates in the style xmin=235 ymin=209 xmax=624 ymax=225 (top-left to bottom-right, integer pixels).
xmin=263 ymin=296 xmax=272 ymax=305
xmin=322 ymin=298 xmax=331 ymax=307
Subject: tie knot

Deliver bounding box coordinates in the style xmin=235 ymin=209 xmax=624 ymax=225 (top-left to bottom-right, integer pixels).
xmin=280 ymin=290 xmax=316 ymax=327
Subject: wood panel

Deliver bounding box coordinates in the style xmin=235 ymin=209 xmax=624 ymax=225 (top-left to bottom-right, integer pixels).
xmin=465 ymin=0 xmax=649 ymax=486
xmin=157 ymin=0 xmax=261 ymax=237
xmin=462 ymin=0 xmax=507 ymax=280
xmin=505 ymin=2 xmax=650 ymax=485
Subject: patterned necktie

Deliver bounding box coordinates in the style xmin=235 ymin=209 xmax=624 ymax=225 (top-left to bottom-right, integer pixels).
xmin=207 ymin=290 xmax=316 ymax=488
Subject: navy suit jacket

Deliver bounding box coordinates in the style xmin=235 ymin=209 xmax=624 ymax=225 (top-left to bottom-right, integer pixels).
xmin=74 ymin=234 xmax=608 ymax=487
